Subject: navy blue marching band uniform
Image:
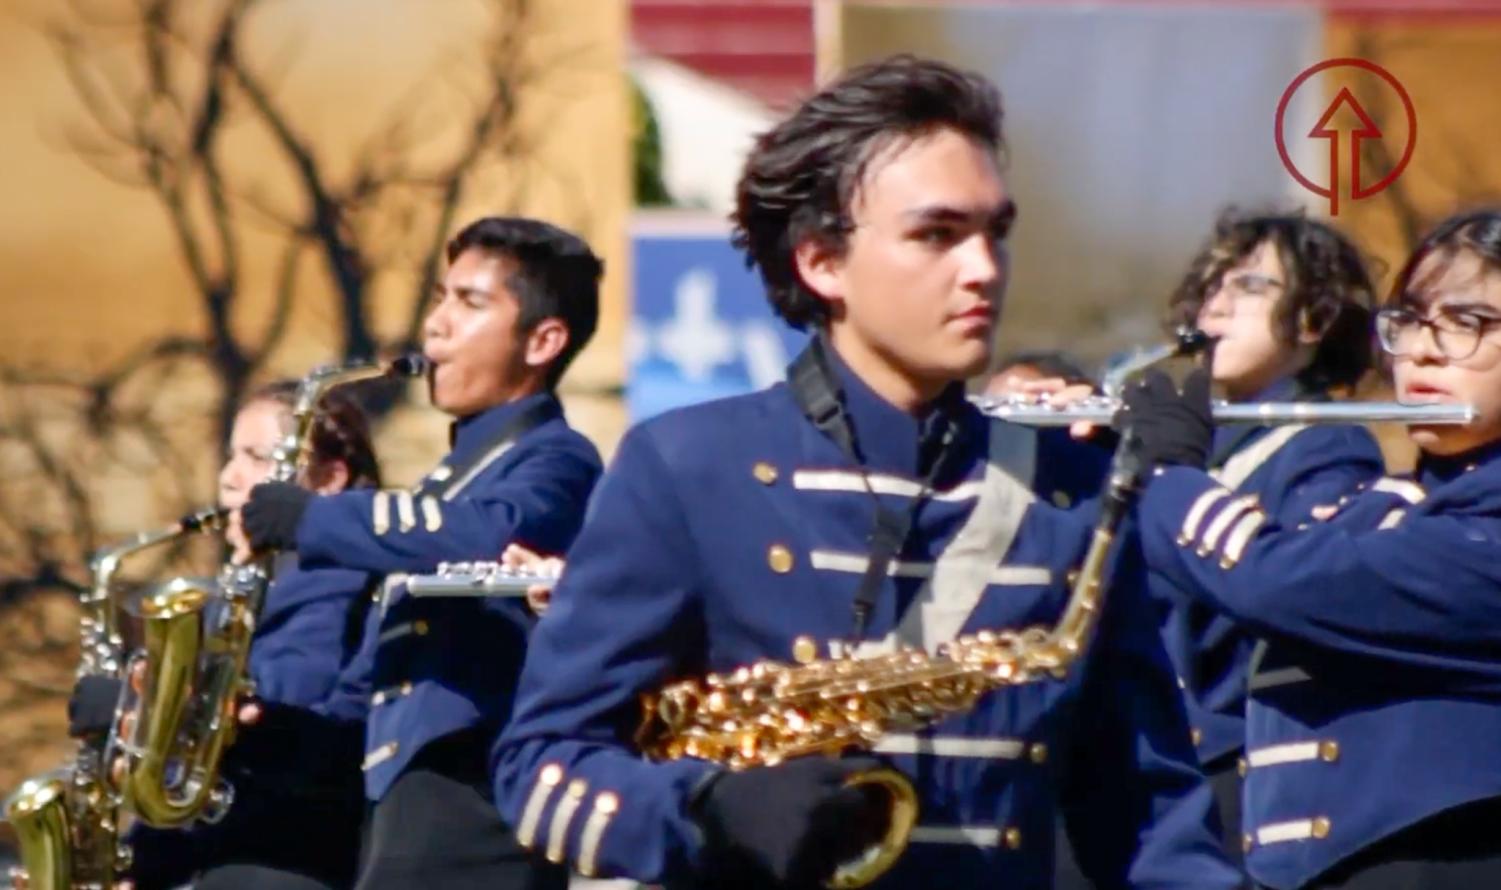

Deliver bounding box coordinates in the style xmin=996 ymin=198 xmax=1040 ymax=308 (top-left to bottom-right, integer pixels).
xmin=493 ymin=343 xmax=1242 ymax=889
xmin=128 ymin=558 xmax=378 ymax=890
xmin=1154 ymin=379 xmax=1383 ymax=856
xmin=1140 ymin=438 xmax=1501 ymax=889
xmin=300 ymin=392 xmax=601 ymax=889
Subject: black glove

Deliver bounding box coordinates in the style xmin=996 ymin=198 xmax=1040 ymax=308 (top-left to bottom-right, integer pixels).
xmin=691 ymin=756 xmax=893 ymax=890
xmin=1120 ymin=368 xmax=1213 ymax=470
xmin=227 ymin=699 xmax=364 ymax=798
xmin=68 ymin=675 xmax=123 ymax=739
xmin=241 ymin=481 xmax=313 ymax=552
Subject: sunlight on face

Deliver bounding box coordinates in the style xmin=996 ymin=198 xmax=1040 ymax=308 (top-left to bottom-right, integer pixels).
xmin=218 ymin=399 xmax=285 ymax=510
xmin=818 ymin=127 xmax=1012 ymax=403
xmin=1391 ymin=248 xmax=1501 ymax=456
xmin=422 ymin=249 xmax=528 ymax=417
xmin=1196 ymin=240 xmax=1310 ymax=400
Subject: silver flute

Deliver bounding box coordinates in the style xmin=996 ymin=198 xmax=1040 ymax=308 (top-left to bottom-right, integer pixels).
xmin=973 ymin=394 xmax=1477 ymax=427
xmin=406 ymin=561 xmax=560 ymax=598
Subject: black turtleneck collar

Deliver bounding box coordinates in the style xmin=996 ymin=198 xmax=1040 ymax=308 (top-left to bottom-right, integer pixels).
xmin=1418 ymin=436 xmax=1501 ymax=488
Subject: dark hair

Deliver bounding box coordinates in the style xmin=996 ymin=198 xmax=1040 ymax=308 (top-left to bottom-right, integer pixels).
xmin=992 ymin=349 xmax=1092 ymax=386
xmin=1167 ymin=210 xmax=1376 ymax=391
xmin=731 ymin=55 xmax=1005 ymax=330
xmin=446 ymin=216 xmax=604 ymax=388
xmin=247 ymin=381 xmax=381 ymax=490
xmin=1388 ymin=209 xmax=1501 ymax=308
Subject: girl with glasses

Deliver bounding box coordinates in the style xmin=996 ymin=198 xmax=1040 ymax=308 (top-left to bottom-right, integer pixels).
xmin=1128 ymin=208 xmax=1501 ymax=889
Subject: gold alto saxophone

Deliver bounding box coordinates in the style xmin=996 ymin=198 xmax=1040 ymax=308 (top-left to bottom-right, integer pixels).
xmin=3 ymin=508 xmax=227 ymax=890
xmin=636 ymin=334 xmax=1207 ymax=888
xmin=107 ymin=354 xmax=428 ymax=829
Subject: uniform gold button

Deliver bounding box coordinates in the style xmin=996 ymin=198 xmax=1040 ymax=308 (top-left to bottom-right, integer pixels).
xmin=414 ymin=619 xmax=430 ymax=636
xmin=1051 ymin=490 xmax=1072 ymax=509
xmin=1028 ymin=743 xmax=1048 ymax=765
xmin=371 ymin=691 xmax=386 ymax=706
xmin=1319 ymin=740 xmax=1339 ymax=762
xmin=768 ymin=545 xmax=794 ymax=574
xmin=1237 ymin=758 xmax=1248 ymax=778
xmin=1190 ymin=728 xmax=1203 ymax=746
xmin=1242 ymin=833 xmax=1254 ymax=853
xmin=400 ymin=681 xmax=413 ymax=695
xmin=753 ymin=462 xmax=779 ymax=485
xmin=1003 ymin=827 xmax=1022 ymax=849
xmin=792 ymin=636 xmax=818 ymax=664
xmin=1311 ymin=817 xmax=1331 ymax=839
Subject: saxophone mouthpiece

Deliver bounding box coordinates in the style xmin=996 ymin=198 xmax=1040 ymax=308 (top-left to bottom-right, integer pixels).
xmin=1173 ymin=326 xmax=1215 ymax=359
xmin=389 ymin=353 xmax=430 ymax=378
xmin=179 ymin=507 xmax=230 ymax=533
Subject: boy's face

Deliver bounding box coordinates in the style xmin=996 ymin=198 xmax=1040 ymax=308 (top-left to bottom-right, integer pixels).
xmin=422 ymin=248 xmax=529 ymax=417
xmin=808 ymin=127 xmax=1013 ymax=396
xmin=1196 ymin=239 xmax=1309 ymax=399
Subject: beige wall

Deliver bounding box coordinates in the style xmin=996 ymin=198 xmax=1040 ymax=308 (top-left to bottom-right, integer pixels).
xmin=1324 ymin=19 xmax=1501 ymax=289
xmin=0 ymin=0 xmax=627 ymax=799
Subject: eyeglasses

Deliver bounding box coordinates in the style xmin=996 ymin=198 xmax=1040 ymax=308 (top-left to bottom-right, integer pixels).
xmin=1201 ymin=274 xmax=1284 ymax=316
xmin=1375 ymin=305 xmax=1501 ymax=360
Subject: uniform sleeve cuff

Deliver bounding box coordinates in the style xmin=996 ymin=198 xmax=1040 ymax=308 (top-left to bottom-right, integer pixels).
xmin=1141 ymin=466 xmax=1267 ymax=570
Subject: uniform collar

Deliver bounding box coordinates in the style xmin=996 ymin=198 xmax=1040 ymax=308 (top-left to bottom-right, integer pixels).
xmin=816 ymin=341 xmax=970 ymax=477
xmin=448 ymin=391 xmax=559 ymax=456
xmin=1211 ymin=375 xmax=1316 ymax=462
xmin=1418 ymin=438 xmax=1501 ymax=488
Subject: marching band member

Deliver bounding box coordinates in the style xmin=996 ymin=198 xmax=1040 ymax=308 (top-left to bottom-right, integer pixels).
xmin=241 ymin=216 xmax=604 ymax=890
xmin=1155 ymin=213 xmax=1385 ymax=856
xmin=1129 ymin=208 xmax=1501 ymax=889
xmin=69 ymin=383 xmax=382 ymax=889
xmin=492 ymin=56 xmax=1239 ymax=890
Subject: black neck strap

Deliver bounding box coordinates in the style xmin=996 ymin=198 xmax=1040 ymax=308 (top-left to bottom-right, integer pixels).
xmin=788 ymin=336 xmax=960 ymax=640
xmin=422 ymin=398 xmax=558 ymax=499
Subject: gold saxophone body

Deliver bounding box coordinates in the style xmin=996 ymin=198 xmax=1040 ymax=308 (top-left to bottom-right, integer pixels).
xmin=636 ymin=334 xmax=1209 ymax=888
xmin=107 ymin=354 xmax=428 ymax=829
xmin=636 ymin=513 xmax=1119 ymax=889
xmin=3 ymin=508 xmax=227 ymax=890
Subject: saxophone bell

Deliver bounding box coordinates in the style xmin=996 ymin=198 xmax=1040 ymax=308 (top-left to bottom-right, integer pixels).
xmin=827 ymin=769 xmax=919 ymax=889
xmin=4 ymin=774 xmax=71 ymax=890
xmin=6 ymin=509 xmax=223 ymax=889
xmin=113 ymin=356 xmax=414 ymax=829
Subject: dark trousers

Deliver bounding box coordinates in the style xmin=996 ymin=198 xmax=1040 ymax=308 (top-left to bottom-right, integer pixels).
xmin=1206 ymin=753 xmax=1245 ymax=868
xmin=1053 ymin=755 xmax=1246 ymax=890
xmin=353 ymin=730 xmax=568 ymax=890
xmin=197 ymin=863 xmax=349 ymax=890
xmin=129 ymin=782 xmax=362 ymax=890
xmin=1281 ymin=796 xmax=1501 ymax=890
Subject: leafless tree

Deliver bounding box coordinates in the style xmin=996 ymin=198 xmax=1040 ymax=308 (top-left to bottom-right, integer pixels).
xmin=0 ymin=0 xmax=594 ymax=599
